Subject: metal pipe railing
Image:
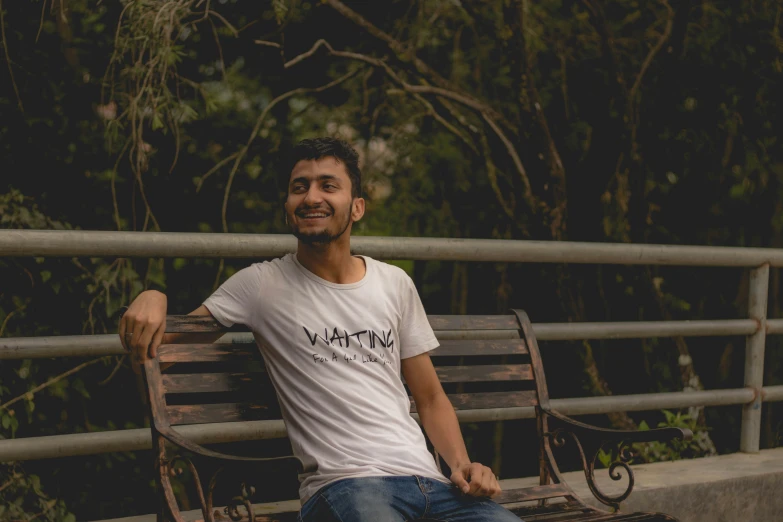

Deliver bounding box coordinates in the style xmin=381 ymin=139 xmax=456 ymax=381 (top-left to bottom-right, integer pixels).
xmin=2 ymin=231 xmax=780 ymax=457
xmin=0 ymin=388 xmax=763 ymax=462
xmin=741 ymin=265 xmax=770 ymax=452
xmin=0 ymin=319 xmax=760 ymax=360
xmin=5 ymin=229 xmax=783 ymax=266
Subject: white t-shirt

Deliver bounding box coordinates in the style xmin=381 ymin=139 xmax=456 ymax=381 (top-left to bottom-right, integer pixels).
xmin=202 ymin=253 xmax=449 ymax=503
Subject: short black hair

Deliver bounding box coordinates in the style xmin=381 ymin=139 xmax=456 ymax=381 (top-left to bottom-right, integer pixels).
xmin=287 ymin=137 xmax=362 ymax=198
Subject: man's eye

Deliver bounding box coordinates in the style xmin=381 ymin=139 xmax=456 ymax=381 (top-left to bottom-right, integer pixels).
xmin=292 ymin=185 xmax=306 ymax=192
xmin=323 ymin=183 xmax=336 ymax=190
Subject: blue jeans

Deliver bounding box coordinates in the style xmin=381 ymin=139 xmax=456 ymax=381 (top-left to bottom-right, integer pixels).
xmin=298 ymin=476 xmax=521 ymax=521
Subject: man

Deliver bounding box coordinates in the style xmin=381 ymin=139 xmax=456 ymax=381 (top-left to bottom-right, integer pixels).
xmin=120 ymin=137 xmax=520 ymax=521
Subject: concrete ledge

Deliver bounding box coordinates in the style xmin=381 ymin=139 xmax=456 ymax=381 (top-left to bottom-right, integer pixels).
xmin=502 ymin=447 xmax=783 ymax=522
xmin=94 ymin=449 xmax=783 ymax=522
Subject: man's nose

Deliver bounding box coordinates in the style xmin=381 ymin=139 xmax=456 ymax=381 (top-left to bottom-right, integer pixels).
xmin=302 ymin=186 xmax=323 ymax=205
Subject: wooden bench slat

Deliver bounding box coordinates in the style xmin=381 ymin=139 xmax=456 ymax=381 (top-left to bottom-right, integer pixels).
xmin=165 ymin=315 xmax=238 ymax=333
xmin=158 ymin=339 xmax=528 ymax=363
xmin=158 ymin=344 xmax=259 ymax=363
xmin=164 ymin=364 xmax=532 ymax=394
xmin=431 ymin=339 xmax=527 ymax=356
xmin=509 ymin=501 xmax=595 ymax=520
xmin=495 ymin=483 xmax=572 ymax=504
xmin=162 ymin=372 xmax=269 ymax=394
xmin=435 ymin=364 xmax=533 ymax=383
xmin=168 ymin=390 xmax=538 ymax=423
xmin=411 ymin=390 xmax=538 ymax=412
xmin=167 ymin=402 xmax=271 ymax=425
xmin=427 ymin=315 xmax=520 ymax=331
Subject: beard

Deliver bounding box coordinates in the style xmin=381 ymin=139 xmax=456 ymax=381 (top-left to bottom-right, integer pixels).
xmin=289 ymin=203 xmax=352 ymax=245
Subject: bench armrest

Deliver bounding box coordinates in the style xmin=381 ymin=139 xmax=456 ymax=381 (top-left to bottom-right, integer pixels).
xmin=541 ymin=407 xmax=692 ymax=510
xmin=544 ymin=407 xmax=692 ymax=445
xmin=155 ymin=422 xmax=318 ymax=474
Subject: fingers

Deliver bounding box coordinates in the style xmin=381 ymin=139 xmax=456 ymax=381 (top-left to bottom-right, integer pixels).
xmin=131 ymin=318 xmax=147 ymax=362
xmin=487 ymin=472 xmax=502 ymax=498
xmin=450 ymin=470 xmax=470 ymax=494
xmin=118 ymin=313 xmax=128 ymax=352
xmin=149 ymin=318 xmax=166 ymax=359
xmin=466 ymin=463 xmax=484 ymax=496
xmin=119 ymin=291 xmax=168 ymax=366
xmin=463 ymin=463 xmax=501 ymax=498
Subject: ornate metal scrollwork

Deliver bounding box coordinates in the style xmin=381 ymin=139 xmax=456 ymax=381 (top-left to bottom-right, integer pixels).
xmin=545 ymin=428 xmax=635 ymax=510
xmin=226 ymin=482 xmax=256 ymax=522
xmin=164 ymin=456 xmax=260 ymax=522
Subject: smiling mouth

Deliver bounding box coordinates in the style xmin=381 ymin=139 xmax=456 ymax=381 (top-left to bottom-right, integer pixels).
xmin=297 ymin=211 xmax=331 ymax=220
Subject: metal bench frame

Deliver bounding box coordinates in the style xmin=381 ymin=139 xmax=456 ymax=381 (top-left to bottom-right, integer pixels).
xmin=143 ymin=310 xmax=692 ymax=522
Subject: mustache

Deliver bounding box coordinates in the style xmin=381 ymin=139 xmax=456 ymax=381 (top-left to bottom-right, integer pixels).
xmin=295 ymin=205 xmax=333 ymax=216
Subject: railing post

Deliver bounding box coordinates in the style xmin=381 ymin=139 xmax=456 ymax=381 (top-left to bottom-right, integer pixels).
xmin=740 ymin=263 xmax=769 ymax=453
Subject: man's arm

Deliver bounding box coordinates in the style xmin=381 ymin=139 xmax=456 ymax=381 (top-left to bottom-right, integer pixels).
xmin=402 ymin=353 xmax=501 ymax=498
xmin=119 ymin=291 xmax=224 ymax=370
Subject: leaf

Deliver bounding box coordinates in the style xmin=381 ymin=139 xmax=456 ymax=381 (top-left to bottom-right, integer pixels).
xmin=729 ymin=183 xmax=746 ymax=199
xmin=273 ymin=0 xmax=288 ymax=25
xmin=151 ymin=114 xmax=164 ymax=130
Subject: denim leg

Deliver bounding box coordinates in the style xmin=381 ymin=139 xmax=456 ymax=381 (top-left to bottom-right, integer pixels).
xmin=418 ymin=477 xmax=521 ymax=522
xmin=299 ymin=476 xmax=425 ymax=522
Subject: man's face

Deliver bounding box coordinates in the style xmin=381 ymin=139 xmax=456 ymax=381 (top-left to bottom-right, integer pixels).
xmin=285 ymin=157 xmax=364 ymax=245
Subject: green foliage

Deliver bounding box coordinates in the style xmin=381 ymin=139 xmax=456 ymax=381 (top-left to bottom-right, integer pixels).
xmin=596 ymin=409 xmax=713 ymax=469
xmin=632 ymin=410 xmax=714 ymax=463
xmin=0 ymin=464 xmax=75 ymax=522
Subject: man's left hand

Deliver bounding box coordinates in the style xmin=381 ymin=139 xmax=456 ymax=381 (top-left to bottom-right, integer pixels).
xmin=450 ymin=462 xmax=501 ymax=498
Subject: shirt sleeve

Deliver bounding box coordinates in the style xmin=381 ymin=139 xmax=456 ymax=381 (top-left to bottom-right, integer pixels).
xmin=399 ymin=275 xmax=440 ymax=359
xmin=202 ymin=265 xmax=261 ymax=327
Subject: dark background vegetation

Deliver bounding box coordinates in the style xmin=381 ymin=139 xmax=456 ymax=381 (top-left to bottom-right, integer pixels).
xmin=1 ymin=0 xmax=783 ymax=519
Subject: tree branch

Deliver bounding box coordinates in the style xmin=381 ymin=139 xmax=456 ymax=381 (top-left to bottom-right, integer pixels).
xmin=321 ymin=0 xmax=514 ymax=129
xmin=323 ymin=0 xmax=453 ymax=89
xmin=388 ymin=88 xmax=477 ymax=155
xmin=286 ymin=39 xmax=537 ymax=212
xmin=479 ymin=133 xmax=516 ymax=221
xmin=0 ymin=0 xmax=24 ymax=113
xmin=0 ymin=357 xmax=107 ymax=412
xmin=627 ymin=0 xmax=675 ymax=112
xmin=195 ymin=150 xmax=241 ymax=193
xmin=482 ymin=113 xmax=536 ymax=212
xmin=518 ymin=0 xmax=566 ymax=236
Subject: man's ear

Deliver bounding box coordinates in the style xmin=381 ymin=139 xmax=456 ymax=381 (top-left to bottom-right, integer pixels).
xmin=351 ymin=198 xmax=366 ymax=222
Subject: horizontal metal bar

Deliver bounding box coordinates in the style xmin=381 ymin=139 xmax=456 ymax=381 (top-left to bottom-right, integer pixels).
xmin=766 ymin=319 xmax=783 ymax=334
xmin=0 ymin=319 xmax=762 ymax=360
xmin=762 ymin=386 xmax=783 ymax=402
xmin=0 ymin=420 xmax=287 ymax=462
xmin=553 ymin=388 xmax=754 ymax=416
xmin=5 ymin=230 xmax=783 ymax=266
xmin=532 ymin=319 xmax=758 ymax=341
xmin=0 ymin=388 xmax=752 ymax=462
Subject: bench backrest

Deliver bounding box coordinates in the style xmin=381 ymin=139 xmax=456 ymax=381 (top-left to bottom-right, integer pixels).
xmin=150 ymin=314 xmax=550 ymax=424
xmin=147 ymin=312 xmax=576 ymax=507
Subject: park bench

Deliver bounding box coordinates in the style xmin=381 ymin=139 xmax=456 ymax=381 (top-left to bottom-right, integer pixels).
xmin=142 ymin=309 xmax=692 ymax=522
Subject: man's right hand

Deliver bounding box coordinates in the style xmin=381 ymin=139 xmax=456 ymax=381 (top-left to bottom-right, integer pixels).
xmin=119 ymin=290 xmax=168 ymax=368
